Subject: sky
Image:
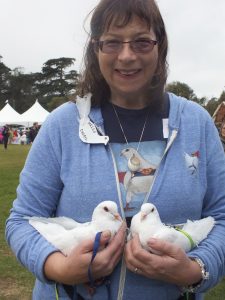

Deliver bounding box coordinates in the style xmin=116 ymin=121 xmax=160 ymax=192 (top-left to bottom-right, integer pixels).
xmin=0 ymin=0 xmax=225 ymax=99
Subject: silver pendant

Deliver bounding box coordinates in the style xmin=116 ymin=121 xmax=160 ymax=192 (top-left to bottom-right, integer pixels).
xmin=128 ymin=154 xmax=141 ymax=171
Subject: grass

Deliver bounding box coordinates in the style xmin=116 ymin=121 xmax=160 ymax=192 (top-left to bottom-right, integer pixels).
xmin=0 ymin=144 xmax=34 ymax=299
xmin=0 ymin=144 xmax=224 ymax=299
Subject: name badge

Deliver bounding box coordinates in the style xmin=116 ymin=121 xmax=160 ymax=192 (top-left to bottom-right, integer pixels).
xmin=76 ymin=94 xmax=109 ymax=145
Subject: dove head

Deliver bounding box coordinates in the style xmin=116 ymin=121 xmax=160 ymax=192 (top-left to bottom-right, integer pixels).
xmin=92 ymin=201 xmax=122 ymax=223
xmin=120 ymin=148 xmax=138 ymax=160
xmin=140 ymin=203 xmax=160 ymax=223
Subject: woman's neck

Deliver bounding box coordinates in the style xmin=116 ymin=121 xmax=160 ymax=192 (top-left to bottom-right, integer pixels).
xmin=110 ymin=94 xmax=150 ymax=109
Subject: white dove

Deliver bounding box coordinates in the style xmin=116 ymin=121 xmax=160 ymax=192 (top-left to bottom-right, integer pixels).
xmin=130 ymin=203 xmax=215 ymax=253
xmin=120 ymin=148 xmax=156 ymax=210
xmin=27 ymin=201 xmax=122 ymax=256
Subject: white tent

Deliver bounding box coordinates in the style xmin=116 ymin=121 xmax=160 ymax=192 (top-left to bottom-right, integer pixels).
xmin=19 ymin=100 xmax=49 ymax=127
xmin=0 ymin=102 xmax=22 ymax=126
xmin=0 ymin=100 xmax=50 ymax=127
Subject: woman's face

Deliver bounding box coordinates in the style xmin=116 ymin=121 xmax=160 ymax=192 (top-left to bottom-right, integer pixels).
xmin=96 ymin=16 xmax=159 ymax=108
xmin=221 ymin=123 xmax=225 ymax=138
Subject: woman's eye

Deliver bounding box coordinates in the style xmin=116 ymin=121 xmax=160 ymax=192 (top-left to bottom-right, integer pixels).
xmin=105 ymin=40 xmax=120 ymax=46
xmin=135 ymin=39 xmax=151 ymax=46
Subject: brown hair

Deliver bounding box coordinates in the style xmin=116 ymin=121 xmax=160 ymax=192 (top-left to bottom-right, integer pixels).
xmin=77 ymin=0 xmax=168 ymax=107
xmin=221 ymin=120 xmax=225 ymax=138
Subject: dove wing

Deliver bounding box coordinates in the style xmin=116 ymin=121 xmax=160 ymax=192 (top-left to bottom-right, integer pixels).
xmin=28 ymin=216 xmax=99 ymax=255
xmin=45 ymin=216 xmax=82 ymax=229
xmin=29 ymin=219 xmax=97 ymax=255
xmin=27 ymin=216 xmax=83 ymax=230
xmin=153 ymin=226 xmax=192 ymax=252
xmin=182 ymin=216 xmax=215 ymax=245
xmin=29 ymin=219 xmax=73 ymax=253
xmin=153 ymin=227 xmax=179 ymax=243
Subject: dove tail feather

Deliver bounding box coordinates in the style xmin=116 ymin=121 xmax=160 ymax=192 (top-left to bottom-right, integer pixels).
xmin=183 ymin=216 xmax=215 ymax=245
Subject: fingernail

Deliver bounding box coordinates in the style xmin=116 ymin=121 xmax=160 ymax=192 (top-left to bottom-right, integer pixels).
xmin=148 ymin=238 xmax=157 ymax=246
xmin=102 ymin=230 xmax=111 ymax=240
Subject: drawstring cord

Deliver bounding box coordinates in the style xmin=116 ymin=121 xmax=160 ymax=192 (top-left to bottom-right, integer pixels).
xmin=55 ymin=231 xmax=111 ymax=300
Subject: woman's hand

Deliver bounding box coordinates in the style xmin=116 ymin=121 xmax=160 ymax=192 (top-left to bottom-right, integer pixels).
xmin=124 ymin=235 xmax=202 ymax=286
xmin=44 ymin=222 xmax=127 ymax=285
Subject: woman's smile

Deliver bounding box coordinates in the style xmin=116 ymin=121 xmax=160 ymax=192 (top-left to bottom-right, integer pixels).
xmin=115 ymin=68 xmax=142 ymax=78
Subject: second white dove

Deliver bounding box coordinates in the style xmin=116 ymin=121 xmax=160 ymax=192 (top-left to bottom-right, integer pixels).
xmin=130 ymin=203 xmax=215 ymax=253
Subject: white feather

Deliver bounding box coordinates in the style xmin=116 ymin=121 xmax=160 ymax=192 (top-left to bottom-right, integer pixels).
xmin=27 ymin=201 xmax=122 ymax=256
xmin=130 ymin=203 xmax=215 ymax=253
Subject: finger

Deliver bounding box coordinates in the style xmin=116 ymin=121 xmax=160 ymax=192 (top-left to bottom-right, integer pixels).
xmin=95 ymin=223 xmax=126 ymax=269
xmin=124 ymin=238 xmax=136 ymax=269
xmin=79 ymin=231 xmax=112 ymax=253
xmin=106 ymin=222 xmax=127 ymax=251
xmin=130 ymin=234 xmax=151 ymax=260
xmin=109 ymin=238 xmax=125 ymax=267
xmin=125 ymin=236 xmax=149 ymax=272
xmin=147 ymin=238 xmax=182 ymax=258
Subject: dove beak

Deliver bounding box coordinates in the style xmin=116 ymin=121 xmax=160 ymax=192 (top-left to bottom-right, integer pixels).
xmin=114 ymin=213 xmax=122 ymax=221
xmin=141 ymin=213 xmax=147 ymax=221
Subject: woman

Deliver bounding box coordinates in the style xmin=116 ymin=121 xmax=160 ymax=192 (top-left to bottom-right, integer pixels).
xmin=5 ymin=0 xmax=225 ymax=299
xmin=220 ymin=121 xmax=225 ymax=151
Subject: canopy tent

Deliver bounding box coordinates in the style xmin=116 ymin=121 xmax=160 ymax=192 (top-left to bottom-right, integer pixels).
xmin=0 ymin=102 xmax=22 ymax=126
xmin=0 ymin=100 xmax=50 ymax=127
xmin=19 ymin=100 xmax=49 ymax=127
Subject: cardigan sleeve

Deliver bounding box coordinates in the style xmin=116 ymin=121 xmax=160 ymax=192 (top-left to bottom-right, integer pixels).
xmin=5 ymin=111 xmax=64 ymax=283
xmin=188 ymin=113 xmax=225 ymax=292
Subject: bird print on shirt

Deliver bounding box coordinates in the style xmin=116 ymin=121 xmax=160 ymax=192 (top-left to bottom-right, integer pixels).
xmin=119 ymin=147 xmax=156 ymax=211
xmin=184 ymin=151 xmax=199 ymax=175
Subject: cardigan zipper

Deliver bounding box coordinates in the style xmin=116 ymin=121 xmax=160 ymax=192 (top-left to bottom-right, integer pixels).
xmin=110 ymin=128 xmax=178 ymax=300
xmin=98 ymin=123 xmax=178 ymax=300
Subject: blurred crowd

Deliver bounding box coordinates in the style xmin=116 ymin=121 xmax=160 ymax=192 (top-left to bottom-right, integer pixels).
xmin=1 ymin=122 xmax=40 ymax=150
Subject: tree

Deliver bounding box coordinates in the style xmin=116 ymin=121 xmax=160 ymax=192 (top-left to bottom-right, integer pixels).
xmin=39 ymin=57 xmax=78 ymax=107
xmin=205 ymin=97 xmax=218 ymax=116
xmin=166 ymin=81 xmax=196 ymax=100
xmin=0 ymin=56 xmax=79 ymax=112
xmin=46 ymin=96 xmax=68 ymax=111
xmin=8 ymin=68 xmax=40 ymax=113
xmin=0 ymin=55 xmax=11 ymax=109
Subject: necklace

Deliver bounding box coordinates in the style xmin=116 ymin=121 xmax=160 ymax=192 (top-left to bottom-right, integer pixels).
xmin=112 ymin=104 xmax=150 ymax=172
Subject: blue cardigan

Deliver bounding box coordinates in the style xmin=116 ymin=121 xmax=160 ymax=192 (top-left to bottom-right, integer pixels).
xmin=6 ymin=93 xmax=225 ymax=300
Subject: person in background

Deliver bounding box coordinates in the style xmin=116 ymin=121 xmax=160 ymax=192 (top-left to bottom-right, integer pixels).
xmin=20 ymin=131 xmax=27 ymax=145
xmin=0 ymin=129 xmax=3 ymax=144
xmin=29 ymin=122 xmax=39 ymax=143
xmin=8 ymin=127 xmax=13 ymax=145
xmin=220 ymin=120 xmax=225 ymax=151
xmin=5 ymin=1 xmax=225 ymax=300
xmin=12 ymin=129 xmax=21 ymax=144
xmin=2 ymin=124 xmax=10 ymax=150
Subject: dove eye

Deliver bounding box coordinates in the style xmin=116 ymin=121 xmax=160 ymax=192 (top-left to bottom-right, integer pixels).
xmin=151 ymin=208 xmax=154 ymax=212
xmin=104 ymin=206 xmax=109 ymax=212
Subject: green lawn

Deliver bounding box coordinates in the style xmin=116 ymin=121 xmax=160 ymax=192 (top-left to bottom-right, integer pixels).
xmin=0 ymin=144 xmax=224 ymax=299
xmin=0 ymin=144 xmax=34 ymax=299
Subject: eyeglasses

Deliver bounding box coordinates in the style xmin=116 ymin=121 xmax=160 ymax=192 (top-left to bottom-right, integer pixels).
xmin=94 ymin=38 xmax=158 ymax=54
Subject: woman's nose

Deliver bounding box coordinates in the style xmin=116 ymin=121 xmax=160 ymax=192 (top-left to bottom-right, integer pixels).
xmin=117 ymin=43 xmax=137 ymax=62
